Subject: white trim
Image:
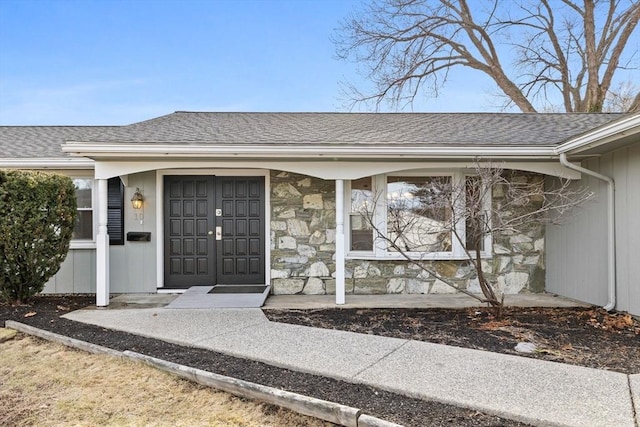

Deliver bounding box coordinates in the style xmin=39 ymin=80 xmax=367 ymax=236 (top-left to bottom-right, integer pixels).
xmin=344 ymin=170 xmax=493 ymax=260
xmin=70 ymin=173 xmax=97 ymax=244
xmin=155 ymin=168 xmax=271 ymax=290
xmin=556 ymin=113 xmax=640 ymax=154
xmin=69 ymin=241 xmax=96 ymax=250
xmin=264 ymin=172 xmax=271 ymax=287
xmin=93 ymin=160 xmax=580 ymax=182
xmin=156 ymin=174 xmax=164 ymax=289
xmin=0 ymin=158 xmax=94 ymax=169
xmin=63 ymin=141 xmax=556 ymax=159
xmin=346 ymin=253 xmax=493 ymax=261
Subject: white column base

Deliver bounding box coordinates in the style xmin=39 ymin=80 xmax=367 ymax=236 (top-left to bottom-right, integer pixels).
xmin=96 ymin=233 xmax=110 ymax=307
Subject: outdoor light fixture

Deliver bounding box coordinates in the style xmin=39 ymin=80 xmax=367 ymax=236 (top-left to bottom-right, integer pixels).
xmin=131 ymin=188 xmax=144 ymax=209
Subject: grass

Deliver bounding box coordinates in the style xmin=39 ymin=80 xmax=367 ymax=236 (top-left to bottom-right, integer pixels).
xmin=0 ymin=334 xmax=333 ymax=427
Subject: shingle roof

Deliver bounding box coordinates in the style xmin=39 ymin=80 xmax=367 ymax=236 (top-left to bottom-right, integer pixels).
xmin=0 ymin=126 xmax=120 ymax=158
xmin=0 ymin=112 xmax=625 ymax=158
xmin=103 ymin=112 xmax=625 ymax=145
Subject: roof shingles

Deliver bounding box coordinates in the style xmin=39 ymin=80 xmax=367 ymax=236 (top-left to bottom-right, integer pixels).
xmin=0 ymin=112 xmax=625 ymax=158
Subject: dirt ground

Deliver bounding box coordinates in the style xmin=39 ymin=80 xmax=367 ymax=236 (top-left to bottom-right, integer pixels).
xmin=1 ymin=334 xmax=332 ymax=427
xmin=3 ymin=297 xmax=640 ymax=425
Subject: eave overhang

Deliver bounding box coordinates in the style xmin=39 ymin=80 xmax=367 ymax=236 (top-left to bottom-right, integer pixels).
xmin=62 ymin=141 xmax=559 ymax=160
xmin=0 ymin=157 xmax=94 ymax=169
xmin=555 ymin=113 xmax=640 ymax=156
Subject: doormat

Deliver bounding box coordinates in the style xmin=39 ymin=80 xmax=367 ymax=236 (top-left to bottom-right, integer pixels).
xmin=165 ymin=285 xmax=270 ymax=309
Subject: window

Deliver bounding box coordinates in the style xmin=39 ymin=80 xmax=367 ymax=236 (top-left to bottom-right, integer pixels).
xmin=386 ymin=176 xmax=452 ymax=253
xmin=71 ymin=177 xmax=125 ymax=244
xmin=464 ymin=176 xmax=486 ymax=252
xmin=349 ymin=177 xmax=374 ymax=251
xmin=346 ymin=171 xmax=491 ymax=259
xmin=72 ymin=178 xmax=93 ymax=240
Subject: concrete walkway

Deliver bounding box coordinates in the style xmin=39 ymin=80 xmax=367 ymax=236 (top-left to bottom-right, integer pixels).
xmin=63 ymin=295 xmax=638 ymax=427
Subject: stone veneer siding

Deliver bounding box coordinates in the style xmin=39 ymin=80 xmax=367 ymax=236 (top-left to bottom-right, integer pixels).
xmin=270 ymin=170 xmax=546 ymax=295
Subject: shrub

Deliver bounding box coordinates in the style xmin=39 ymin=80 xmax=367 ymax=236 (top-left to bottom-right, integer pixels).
xmin=0 ymin=170 xmax=77 ymax=304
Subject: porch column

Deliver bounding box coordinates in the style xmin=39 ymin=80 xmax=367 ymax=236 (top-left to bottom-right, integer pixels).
xmin=335 ymin=179 xmax=345 ymax=305
xmin=96 ymin=179 xmax=110 ymax=307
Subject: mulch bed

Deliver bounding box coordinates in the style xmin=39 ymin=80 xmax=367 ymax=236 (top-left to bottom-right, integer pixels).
xmin=4 ymin=296 xmax=638 ymax=426
xmin=264 ymin=305 xmax=640 ymax=374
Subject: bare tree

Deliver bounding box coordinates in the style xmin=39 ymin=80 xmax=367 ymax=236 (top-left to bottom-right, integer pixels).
xmin=357 ymin=164 xmax=593 ymax=316
xmin=604 ymin=81 xmax=640 ymax=112
xmin=335 ymin=0 xmax=640 ymax=112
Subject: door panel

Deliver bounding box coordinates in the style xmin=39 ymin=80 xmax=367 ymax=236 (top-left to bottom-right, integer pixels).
xmin=164 ymin=175 xmax=265 ymax=288
xmin=216 ymin=177 xmax=265 ymax=285
xmin=164 ymin=176 xmax=216 ymax=288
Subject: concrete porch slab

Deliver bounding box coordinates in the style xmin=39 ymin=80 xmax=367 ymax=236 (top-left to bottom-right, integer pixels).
xmin=100 ymin=292 xmax=590 ymax=310
xmin=262 ymin=293 xmax=589 ymax=310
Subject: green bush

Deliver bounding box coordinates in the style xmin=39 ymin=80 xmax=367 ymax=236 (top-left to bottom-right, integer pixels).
xmin=0 ymin=170 xmax=77 ymax=304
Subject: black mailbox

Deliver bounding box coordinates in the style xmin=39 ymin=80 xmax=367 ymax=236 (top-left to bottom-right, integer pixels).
xmin=127 ymin=232 xmax=151 ymax=242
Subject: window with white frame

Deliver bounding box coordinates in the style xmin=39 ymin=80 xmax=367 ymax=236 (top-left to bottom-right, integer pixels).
xmin=386 ymin=175 xmax=453 ymax=253
xmin=72 ymin=178 xmax=93 ymax=240
xmin=464 ymin=175 xmax=487 ymax=252
xmin=347 ymin=171 xmax=491 ymax=259
xmin=70 ymin=177 xmax=124 ymax=244
xmin=349 ymin=177 xmax=374 ymax=251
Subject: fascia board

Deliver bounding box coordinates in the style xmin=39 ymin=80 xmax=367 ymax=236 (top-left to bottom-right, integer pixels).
xmin=62 ymin=142 xmax=557 ymax=159
xmin=94 ymin=159 xmax=581 ymax=180
xmin=555 ymin=113 xmax=640 ymax=155
xmin=0 ymin=157 xmax=94 ymax=169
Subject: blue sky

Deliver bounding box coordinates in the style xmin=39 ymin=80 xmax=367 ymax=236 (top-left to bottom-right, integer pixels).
xmin=8 ymin=0 xmax=631 ymax=125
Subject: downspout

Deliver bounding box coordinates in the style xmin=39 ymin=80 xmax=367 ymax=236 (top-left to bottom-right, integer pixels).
xmin=559 ymin=153 xmax=616 ymax=311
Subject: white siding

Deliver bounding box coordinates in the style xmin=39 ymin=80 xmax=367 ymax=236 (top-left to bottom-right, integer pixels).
xmin=43 ymin=249 xmax=96 ymax=293
xmin=110 ymin=171 xmax=157 ymax=293
xmin=614 ymin=143 xmax=640 ymax=314
xmin=547 ymin=141 xmax=640 ymax=315
xmin=43 ymin=171 xmax=158 ymax=294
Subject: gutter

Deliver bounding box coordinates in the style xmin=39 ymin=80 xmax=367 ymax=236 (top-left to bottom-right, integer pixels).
xmin=558 ymin=153 xmax=616 ymax=311
xmin=61 ymin=142 xmax=557 ymax=159
xmin=0 ymin=158 xmax=94 ymax=169
xmin=556 ymin=113 xmax=640 ymax=154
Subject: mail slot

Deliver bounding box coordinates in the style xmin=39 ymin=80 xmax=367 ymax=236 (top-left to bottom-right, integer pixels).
xmin=126 ymin=232 xmax=151 ymax=242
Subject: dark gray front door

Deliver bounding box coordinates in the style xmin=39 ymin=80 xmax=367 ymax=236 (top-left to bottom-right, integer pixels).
xmin=164 ymin=175 xmax=265 ymax=289
xmin=216 ymin=177 xmax=265 ymax=285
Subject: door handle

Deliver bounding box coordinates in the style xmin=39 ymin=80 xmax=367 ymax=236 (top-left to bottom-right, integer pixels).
xmin=207 ymin=230 xmax=214 ymax=236
xmin=215 ymin=226 xmax=222 ymax=240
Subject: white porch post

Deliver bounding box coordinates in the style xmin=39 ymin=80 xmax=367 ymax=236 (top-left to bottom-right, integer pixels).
xmin=335 ymin=179 xmax=345 ymax=305
xmin=96 ymin=179 xmax=110 ymax=307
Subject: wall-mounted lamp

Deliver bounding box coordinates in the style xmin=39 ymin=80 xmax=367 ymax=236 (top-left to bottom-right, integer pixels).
xmin=131 ymin=188 xmax=144 ymax=209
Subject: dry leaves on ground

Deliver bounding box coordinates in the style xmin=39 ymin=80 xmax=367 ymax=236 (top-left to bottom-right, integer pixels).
xmin=264 ymin=306 xmax=640 ymax=374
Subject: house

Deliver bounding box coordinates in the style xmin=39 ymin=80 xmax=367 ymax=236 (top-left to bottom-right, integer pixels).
xmin=1 ymin=112 xmax=638 ymax=315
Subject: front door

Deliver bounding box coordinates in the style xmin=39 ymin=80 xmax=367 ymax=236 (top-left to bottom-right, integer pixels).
xmin=164 ymin=175 xmax=265 ymax=289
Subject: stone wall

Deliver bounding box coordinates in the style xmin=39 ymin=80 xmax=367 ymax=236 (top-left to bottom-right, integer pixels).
xmin=270 ymin=170 xmax=545 ymax=295
xmin=270 ymin=171 xmax=337 ymax=294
